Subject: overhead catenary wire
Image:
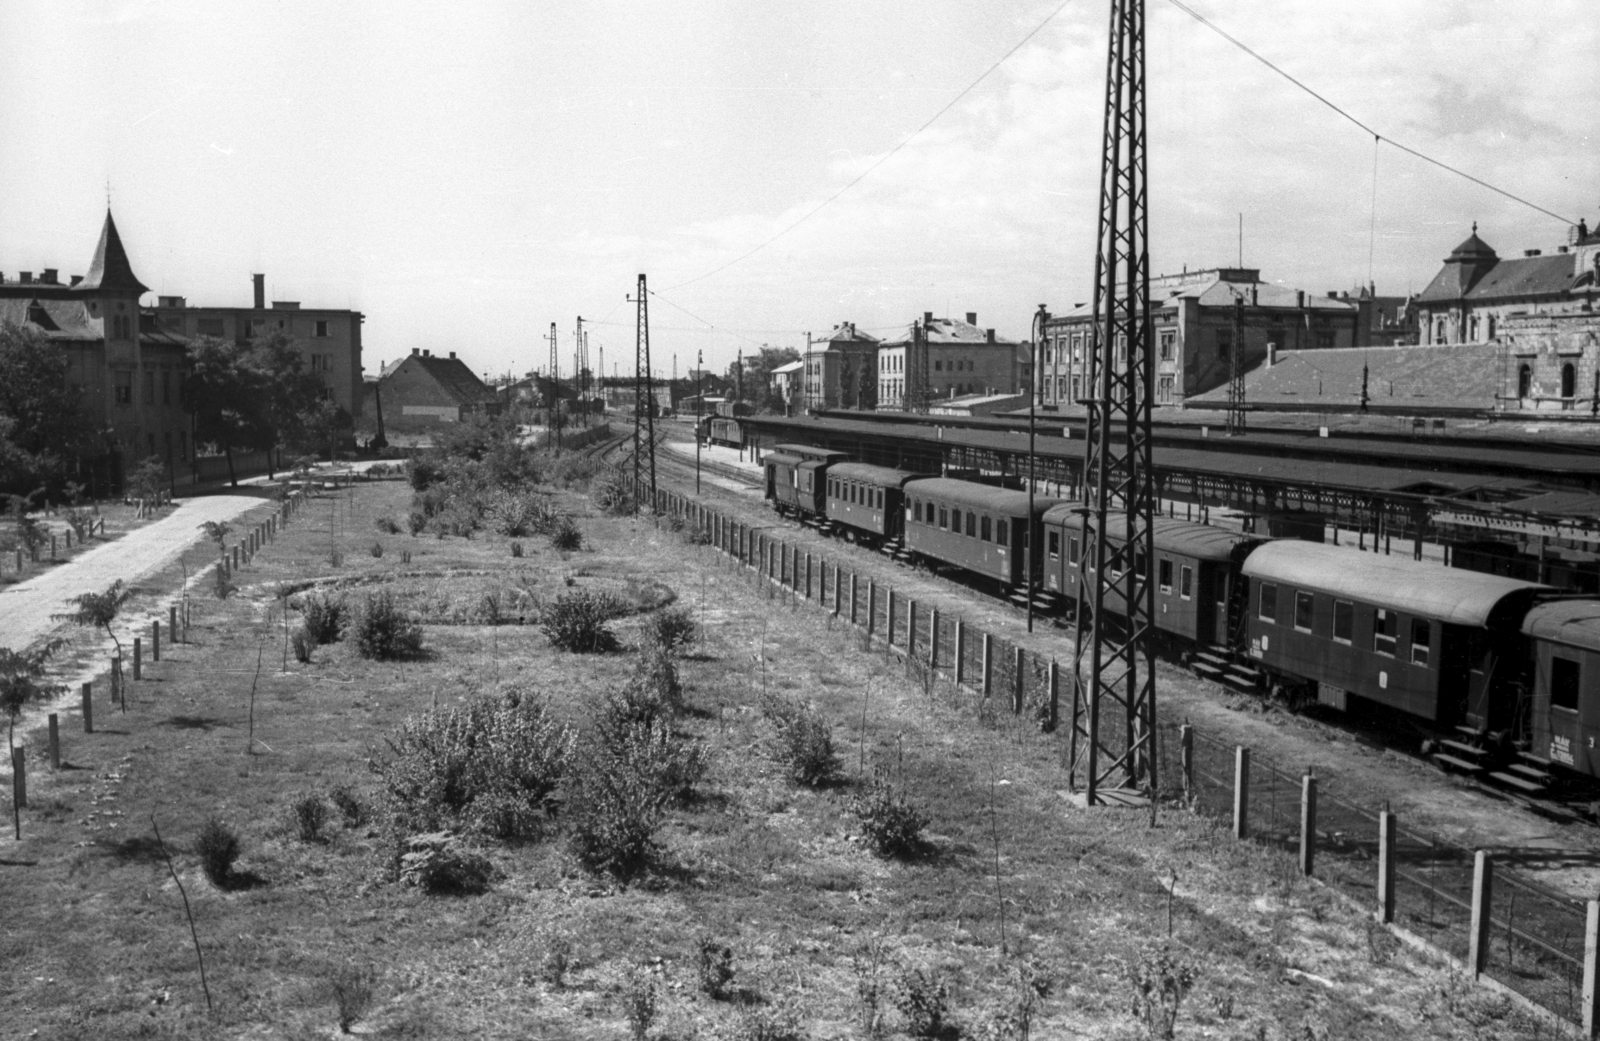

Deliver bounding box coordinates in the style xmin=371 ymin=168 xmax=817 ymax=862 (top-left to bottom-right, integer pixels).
xmin=1165 ymin=0 xmax=1575 ymax=227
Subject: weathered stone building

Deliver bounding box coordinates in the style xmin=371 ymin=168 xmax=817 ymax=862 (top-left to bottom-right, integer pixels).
xmin=801 ymin=322 xmax=881 ymax=411
xmin=1499 ymin=310 xmax=1600 ymax=411
xmin=877 ymin=312 xmax=1024 ymax=411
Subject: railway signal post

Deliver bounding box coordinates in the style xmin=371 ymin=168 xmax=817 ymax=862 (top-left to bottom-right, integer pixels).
xmin=1067 ymin=0 xmax=1159 ymax=806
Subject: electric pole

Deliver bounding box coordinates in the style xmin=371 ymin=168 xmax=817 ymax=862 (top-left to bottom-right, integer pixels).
xmin=1227 ymin=295 xmax=1246 ymax=436
xmin=1068 ymin=0 xmax=1158 ymax=805
xmin=1029 ymin=304 xmax=1050 ymax=636
xmin=629 ymin=275 xmax=657 ymax=509
xmin=695 ymin=349 xmax=704 ymax=495
xmin=544 ymin=322 xmax=560 ymax=449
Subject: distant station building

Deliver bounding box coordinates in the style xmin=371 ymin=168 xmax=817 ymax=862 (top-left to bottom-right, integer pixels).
xmin=802 ymin=322 xmax=881 ymax=411
xmin=877 ymin=312 xmax=1025 ymax=411
xmin=0 ymin=210 xmax=191 ymax=491
xmin=1039 ymin=268 xmax=1378 ymax=408
xmin=155 ymin=272 xmax=365 ymax=419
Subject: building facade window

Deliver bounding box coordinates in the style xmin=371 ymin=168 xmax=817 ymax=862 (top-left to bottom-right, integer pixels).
xmin=114 ymin=371 xmax=132 ymax=405
xmin=1519 ymin=364 xmax=1533 ymax=398
xmin=1562 ymin=363 xmax=1576 ymax=399
xmin=143 ymin=370 xmax=155 ymax=405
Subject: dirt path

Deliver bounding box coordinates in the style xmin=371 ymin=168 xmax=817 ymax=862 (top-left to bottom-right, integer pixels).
xmin=0 ymin=493 xmax=270 ymax=653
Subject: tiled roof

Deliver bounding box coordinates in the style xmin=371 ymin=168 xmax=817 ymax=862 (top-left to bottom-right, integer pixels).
xmin=1187 ymin=342 xmax=1503 ymax=410
xmin=397 ymin=355 xmax=499 ymax=405
xmin=771 ymin=360 xmax=804 ymax=375
xmin=75 ymin=210 xmax=149 ymax=295
xmin=882 ymin=316 xmax=1021 ymax=348
xmin=0 ymin=298 xmax=101 ymax=341
xmin=1047 ymin=275 xmax=1359 ymax=323
xmin=820 ymin=322 xmax=880 ymax=345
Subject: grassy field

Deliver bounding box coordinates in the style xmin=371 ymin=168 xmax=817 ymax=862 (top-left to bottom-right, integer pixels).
xmin=0 ymin=474 xmax=1549 ymax=1040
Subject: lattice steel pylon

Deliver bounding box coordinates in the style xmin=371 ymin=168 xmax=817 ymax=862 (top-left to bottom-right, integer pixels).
xmin=632 ymin=274 xmax=656 ymax=506
xmin=1067 ymin=0 xmax=1157 ymax=806
xmin=544 ymin=322 xmax=561 ymax=449
xmin=1226 ymin=296 xmax=1246 ymax=436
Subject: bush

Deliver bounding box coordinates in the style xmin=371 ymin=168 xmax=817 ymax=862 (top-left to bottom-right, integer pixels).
xmin=329 ymin=786 xmax=366 ymax=827
xmin=567 ymin=716 xmax=707 ymax=877
xmin=894 ymin=968 xmax=952 ymax=1040
xmin=540 ymin=590 xmax=620 ymax=653
xmin=852 ymin=772 xmax=929 ymax=859
xmin=631 ymin=647 xmax=682 ymax=708
xmin=353 ymin=589 xmax=424 ymax=660
xmin=291 ymin=627 xmax=313 ymax=663
xmin=761 ymin=693 xmax=840 ymax=788
xmin=194 ymin=818 xmax=240 ymax=886
xmin=737 ymin=1000 xmax=807 ymax=1041
xmin=370 ymin=688 xmax=575 ymax=840
xmin=641 ymin=606 xmax=696 ymax=656
xmin=329 ymin=964 xmax=376 ymax=1034
xmin=592 ymin=470 xmax=635 ymax=515
xmin=291 ymin=792 xmax=330 ymax=842
xmin=510 ymin=541 xmax=524 ymax=558
xmin=398 ymin=831 xmax=494 ymax=894
xmin=486 ymin=489 xmax=543 ymax=537
xmin=697 ymin=934 xmax=736 ymax=1000
xmin=622 ymin=967 xmax=658 ymax=1041
xmin=65 ymin=507 xmax=94 ymax=542
xmin=369 ymin=541 xmax=384 ymax=558
xmin=300 ymin=591 xmax=348 ymax=645
xmin=407 ymin=510 xmax=427 ymax=536
xmin=1126 ymin=946 xmax=1196 ymax=1041
xmin=374 ymin=516 xmax=402 ymax=535
xmin=549 ymin=517 xmax=583 ymax=552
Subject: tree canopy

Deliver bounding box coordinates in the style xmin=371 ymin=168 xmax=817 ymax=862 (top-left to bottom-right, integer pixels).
xmin=0 ymin=322 xmax=97 ymax=495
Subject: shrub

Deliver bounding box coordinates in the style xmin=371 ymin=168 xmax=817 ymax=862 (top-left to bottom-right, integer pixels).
xmin=622 ymin=968 xmax=658 ymax=1041
xmin=64 ymin=507 xmax=93 ymax=542
xmin=291 ymin=627 xmax=313 ymax=663
xmin=407 ymin=510 xmax=427 ymax=536
xmin=761 ymin=694 xmax=840 ymax=788
xmin=540 ymin=590 xmax=620 ymax=653
xmin=852 ymin=772 xmax=929 ymax=859
xmin=300 ymin=591 xmax=348 ymax=645
xmin=194 ymin=818 xmax=241 ymax=886
xmin=329 ymin=964 xmax=376 ymax=1034
xmin=567 ymin=722 xmax=701 ymax=877
xmin=486 ymin=489 xmax=543 ymax=537
xmin=212 ymin=565 xmax=233 ymax=600
xmin=369 ymin=541 xmax=384 ymax=558
xmin=401 ymin=550 xmax=412 ymax=564
xmin=398 ymin=831 xmax=494 ymax=894
xmin=641 ymin=606 xmax=696 ymax=656
xmin=1126 ymin=946 xmax=1196 ymax=1041
xmin=549 ymin=517 xmax=583 ymax=552
xmin=894 ymin=968 xmax=952 ymax=1040
xmin=329 ymin=786 xmax=366 ymax=827
xmin=370 ymin=688 xmax=575 ymax=840
xmin=353 ymin=589 xmax=424 ymax=660
xmin=540 ymin=934 xmax=574 ymax=988
xmin=696 ymin=934 xmax=736 ymax=1000
xmin=510 ymin=541 xmax=524 ymax=558
xmin=592 ymin=470 xmax=635 ymax=515
xmin=291 ymin=792 xmax=330 ymax=842
xmin=374 ymin=516 xmax=402 ymax=535
xmin=631 ymin=647 xmax=682 ymax=708
xmin=737 ymin=1000 xmax=807 ymax=1041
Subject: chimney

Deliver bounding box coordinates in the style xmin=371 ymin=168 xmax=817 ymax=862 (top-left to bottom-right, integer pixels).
xmin=70 ymin=275 xmax=82 ymax=287
xmin=449 ymin=351 xmax=456 ymax=359
xmin=423 ymin=349 xmax=431 ymax=357
xmin=966 ymin=312 xmax=977 ymax=326
xmin=1328 ymin=291 xmax=1339 ymax=299
xmin=19 ymin=271 xmax=31 ymax=284
xmin=252 ymin=273 xmax=265 ymax=310
xmin=986 ymin=328 xmax=995 ymax=344
xmin=1524 ymin=249 xmax=1542 ymax=257
xmin=412 ymin=347 xmax=419 ymax=356
xmin=41 ymin=268 xmax=57 ymax=284
xmin=1268 ymin=342 xmax=1278 ymax=366
xmin=923 ymin=311 xmax=934 ymax=325
xmin=1295 ymin=290 xmax=1305 ymax=308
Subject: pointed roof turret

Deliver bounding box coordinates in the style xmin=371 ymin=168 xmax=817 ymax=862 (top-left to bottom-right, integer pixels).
xmin=74 ymin=210 xmax=148 ymax=295
xmin=1445 ymin=222 xmax=1498 ymax=264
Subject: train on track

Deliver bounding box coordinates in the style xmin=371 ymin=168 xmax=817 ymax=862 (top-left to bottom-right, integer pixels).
xmin=760 ymin=442 xmax=1600 ymax=793
xmin=696 ymin=400 xmax=752 ymax=450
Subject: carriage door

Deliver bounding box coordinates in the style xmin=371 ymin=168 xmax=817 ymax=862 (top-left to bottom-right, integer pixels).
xmin=1213 ymin=569 xmax=1231 ymax=647
xmin=765 ymin=465 xmax=776 ymax=501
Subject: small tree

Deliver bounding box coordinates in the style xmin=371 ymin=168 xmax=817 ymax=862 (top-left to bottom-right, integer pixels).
xmin=57 ymin=580 xmax=135 ymax=661
xmin=199 ymin=520 xmax=231 ymax=550
xmin=127 ymin=455 xmax=166 ymax=505
xmin=0 ymin=640 xmax=65 ymax=761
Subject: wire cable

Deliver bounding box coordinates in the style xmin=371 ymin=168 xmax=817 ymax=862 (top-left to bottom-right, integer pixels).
xmin=660 ymin=0 xmax=1076 ymax=292
xmin=1165 ymin=0 xmax=1574 ymax=226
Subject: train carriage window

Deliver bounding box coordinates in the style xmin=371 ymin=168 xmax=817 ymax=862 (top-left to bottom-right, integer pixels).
xmin=995 ymin=520 xmax=1007 ymax=547
xmin=1373 ymin=609 xmax=1397 ymax=657
xmin=1294 ymin=591 xmax=1314 ymax=633
xmin=1258 ymin=583 xmax=1278 ymax=623
xmin=1158 ymin=559 xmax=1173 ymax=594
xmin=877 ymin=489 xmax=884 ymax=509
xmin=939 ymin=507 xmax=948 ymax=529
xmin=1068 ymin=535 xmax=1079 ymax=566
xmin=1179 ymin=565 xmax=1192 ymax=600
xmin=912 ymin=499 xmax=921 ymax=522
xmin=1048 ymin=531 xmax=1060 ymax=560
xmin=1552 ymin=656 xmax=1581 ymax=711
xmin=1333 ymin=600 xmax=1353 ymax=644
xmin=1410 ymin=620 xmax=1431 ymax=667
xmin=981 ymin=516 xmax=992 ymax=542
xmin=966 ymin=512 xmax=976 ymax=537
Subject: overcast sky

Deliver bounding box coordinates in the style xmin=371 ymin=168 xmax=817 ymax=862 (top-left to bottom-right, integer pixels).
xmin=0 ymin=1 xmax=1594 ymax=381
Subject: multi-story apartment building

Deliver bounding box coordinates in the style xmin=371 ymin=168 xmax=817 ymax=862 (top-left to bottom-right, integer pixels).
xmin=0 ymin=211 xmax=191 ymax=491
xmin=877 ymin=312 xmax=1024 ymax=411
xmin=155 ymin=272 xmax=365 ymax=418
xmin=802 ymin=322 xmax=881 ymax=411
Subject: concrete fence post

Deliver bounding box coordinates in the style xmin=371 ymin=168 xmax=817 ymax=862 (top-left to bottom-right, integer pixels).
xmin=1233 ymin=746 xmax=1250 ymax=840
xmin=1378 ymin=809 xmax=1396 ymax=924
xmin=1013 ymin=644 xmax=1025 ymax=714
xmin=14 ymin=548 xmax=21 ymax=572
xmin=907 ymin=601 xmax=917 ymax=657
xmin=1582 ymin=900 xmax=1600 ymax=1038
xmin=850 ymin=573 xmax=859 ymax=625
xmin=12 ymin=747 xmax=25 ymax=810
xmin=48 ymin=714 xmax=59 ymax=769
xmin=955 ymin=620 xmax=966 ymax=685
xmin=885 ymin=589 xmax=895 ymax=646
xmin=170 ymin=606 xmax=179 ymax=644
xmin=929 ymin=608 xmax=940 ymax=671
xmin=133 ymin=637 xmax=143 ymax=682
xmin=152 ymin=621 xmax=160 ymax=663
xmin=805 ymin=552 xmax=812 ymax=599
xmin=981 ymin=633 xmax=993 ymax=698
xmin=1469 ymin=850 xmax=1494 ymax=978
xmin=866 ymin=581 xmax=876 ymax=637
xmin=832 ymin=564 xmax=842 ymax=615
xmin=1179 ymin=723 xmax=1193 ymax=797
xmin=1299 ymin=773 xmax=1318 ymax=877
xmin=51 ymin=534 xmax=57 ymax=560
xmin=82 ymin=682 xmax=93 ymax=733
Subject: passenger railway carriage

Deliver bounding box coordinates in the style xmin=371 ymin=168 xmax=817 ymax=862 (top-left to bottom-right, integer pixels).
xmin=1521 ymin=602 xmax=1600 ymax=774
xmin=764 ymin=444 xmax=848 ymax=518
xmin=902 ymin=479 xmax=1060 ymax=590
xmin=825 ymin=463 xmax=917 ymax=543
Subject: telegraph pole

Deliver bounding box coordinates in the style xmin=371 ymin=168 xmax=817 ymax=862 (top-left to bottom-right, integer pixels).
xmin=574 ymin=316 xmax=585 ymax=428
xmin=695 ymin=349 xmax=704 ymax=495
xmin=1029 ymin=304 xmax=1050 ymax=636
xmin=1068 ymin=0 xmax=1157 ymax=805
xmin=1227 ymin=295 xmax=1246 ymax=436
xmin=544 ymin=322 xmax=561 ymax=449
xmin=629 ymin=275 xmax=657 ymax=509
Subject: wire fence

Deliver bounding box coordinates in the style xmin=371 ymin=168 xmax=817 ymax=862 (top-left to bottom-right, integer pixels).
xmin=643 ymin=479 xmax=1598 ymax=1037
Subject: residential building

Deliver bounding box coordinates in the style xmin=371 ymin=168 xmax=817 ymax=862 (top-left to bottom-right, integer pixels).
xmin=0 ymin=210 xmax=190 ymax=491
xmin=802 ymin=322 xmax=881 ymax=411
xmin=1415 ymin=219 xmax=1600 ymax=346
xmin=1039 ymin=268 xmax=1363 ymax=408
xmin=377 ymin=348 xmax=501 ymax=426
xmin=877 ymin=312 xmax=1023 ymax=411
xmin=155 ymin=273 xmax=365 ymax=418
xmin=769 ymin=359 xmax=804 ymax=410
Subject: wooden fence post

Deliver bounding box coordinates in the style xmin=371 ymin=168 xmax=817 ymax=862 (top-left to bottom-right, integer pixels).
xmin=833 ymin=564 xmax=842 ymax=616
xmin=1469 ymin=850 xmax=1494 ymax=978
xmin=885 ymin=589 xmax=895 ymax=646
xmin=1299 ymin=773 xmax=1318 ymax=876
xmin=805 ymin=552 xmax=812 ymax=599
xmin=152 ymin=620 xmax=160 ymax=662
xmin=133 ymin=638 xmax=143 ymax=681
xmin=955 ymin=620 xmax=966 ymax=685
xmin=1233 ymin=746 xmax=1250 ymax=840
xmin=1378 ymin=808 xmax=1396 ymax=924
xmin=11 ymin=747 xmax=25 ymax=809
xmin=850 ymin=573 xmax=859 ymax=625
xmin=929 ymin=608 xmax=940 ymax=671
xmin=981 ymin=633 xmax=993 ymax=699
xmin=170 ymin=606 xmax=179 ymax=644
xmin=48 ymin=714 xmax=59 ymax=769
xmin=866 ymin=581 xmax=876 ymax=637
xmin=1582 ymin=899 xmax=1600 ymax=1038
xmin=1179 ymin=723 xmax=1193 ymax=797
xmin=906 ymin=601 xmax=917 ymax=657
xmin=82 ymin=682 xmax=93 ymax=733
xmin=1012 ymin=645 xmax=1025 ymax=714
